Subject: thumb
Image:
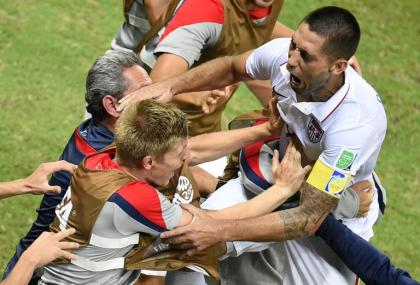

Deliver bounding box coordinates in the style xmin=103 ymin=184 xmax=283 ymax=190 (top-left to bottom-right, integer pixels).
xmin=180 ymin=203 xmax=200 ymax=214
xmin=45 ymin=185 xmax=62 ymax=194
xmin=303 ymin=165 xmax=312 ymax=176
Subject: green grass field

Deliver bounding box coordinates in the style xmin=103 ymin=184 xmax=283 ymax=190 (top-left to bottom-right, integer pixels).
xmin=0 ymin=0 xmax=419 ymax=281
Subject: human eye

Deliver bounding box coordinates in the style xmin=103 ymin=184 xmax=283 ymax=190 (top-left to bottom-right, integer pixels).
xmin=300 ymin=50 xmax=311 ymax=62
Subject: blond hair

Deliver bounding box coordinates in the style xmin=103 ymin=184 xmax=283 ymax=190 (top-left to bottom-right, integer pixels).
xmin=115 ymin=99 xmax=188 ymax=167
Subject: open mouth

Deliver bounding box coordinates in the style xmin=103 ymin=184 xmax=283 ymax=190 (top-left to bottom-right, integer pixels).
xmin=290 ymin=74 xmax=302 ymax=88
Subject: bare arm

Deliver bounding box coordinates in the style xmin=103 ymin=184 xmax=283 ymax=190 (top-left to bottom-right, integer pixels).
xmin=161 ymin=183 xmax=337 ymax=255
xmin=222 ymin=184 xmax=337 ymax=242
xmin=271 ymin=21 xmax=294 ymax=39
xmin=151 ymin=53 xmax=231 ymax=112
xmin=0 ymin=161 xmax=77 ymax=199
xmin=118 ymin=51 xmax=253 ymax=109
xmin=210 ymin=145 xmax=311 ymax=220
xmin=188 ymin=121 xmax=273 ymax=166
xmin=188 ymin=97 xmax=282 ymax=165
xmin=0 ymin=228 xmax=79 ymax=285
xmin=243 ymin=80 xmax=273 ymax=106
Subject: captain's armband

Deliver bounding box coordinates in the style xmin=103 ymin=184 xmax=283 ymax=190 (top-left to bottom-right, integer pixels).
xmin=306 ymin=159 xmax=352 ymax=199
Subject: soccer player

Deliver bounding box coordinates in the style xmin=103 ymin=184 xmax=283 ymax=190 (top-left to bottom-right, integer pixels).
xmin=119 ymin=6 xmax=388 ymax=284
xmin=39 ymin=99 xmax=309 ymax=284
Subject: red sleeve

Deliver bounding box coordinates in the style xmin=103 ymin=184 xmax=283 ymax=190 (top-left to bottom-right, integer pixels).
xmin=115 ymin=182 xmax=167 ymax=229
xmin=160 ymin=0 xmax=224 ymax=42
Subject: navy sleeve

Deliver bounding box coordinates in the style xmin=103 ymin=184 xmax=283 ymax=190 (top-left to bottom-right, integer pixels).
xmin=316 ymin=214 xmax=419 ymax=285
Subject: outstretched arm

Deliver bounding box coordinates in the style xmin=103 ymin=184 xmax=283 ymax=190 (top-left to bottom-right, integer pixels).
xmin=317 ymin=215 xmax=418 ymax=285
xmin=188 ymin=97 xmax=282 ymax=165
xmin=161 ymin=182 xmax=337 ymax=255
xmin=0 ymin=161 xmax=77 ymax=199
xmin=118 ymin=52 xmax=252 ymax=109
xmin=210 ymin=144 xmax=311 ymax=220
xmin=0 ymin=228 xmax=79 ymax=285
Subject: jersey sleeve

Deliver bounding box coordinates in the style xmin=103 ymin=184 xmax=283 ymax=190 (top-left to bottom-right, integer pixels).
xmin=110 ymin=182 xmax=182 ymax=234
xmin=245 ymin=38 xmax=290 ymax=80
xmin=320 ymin=123 xmax=382 ymax=180
xmin=154 ymin=0 xmax=224 ymax=67
xmin=316 ymin=215 xmax=417 ymax=285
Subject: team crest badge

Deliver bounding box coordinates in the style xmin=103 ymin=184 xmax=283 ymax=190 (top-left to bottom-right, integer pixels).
xmin=307 ymin=117 xmax=324 ymax=143
xmin=173 ymin=176 xmax=193 ymax=204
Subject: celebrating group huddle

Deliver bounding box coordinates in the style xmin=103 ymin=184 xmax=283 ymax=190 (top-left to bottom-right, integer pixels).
xmin=1 ymin=1 xmax=417 ymax=285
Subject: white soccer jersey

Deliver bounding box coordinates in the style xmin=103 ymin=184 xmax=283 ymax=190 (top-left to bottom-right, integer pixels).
xmin=246 ymin=38 xmax=387 ymax=184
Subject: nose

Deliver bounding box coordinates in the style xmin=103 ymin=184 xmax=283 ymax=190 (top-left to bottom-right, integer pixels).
xmin=287 ymin=49 xmax=299 ymax=70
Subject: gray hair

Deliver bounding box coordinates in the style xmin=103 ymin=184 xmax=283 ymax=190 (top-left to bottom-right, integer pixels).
xmin=85 ymin=50 xmax=141 ymax=122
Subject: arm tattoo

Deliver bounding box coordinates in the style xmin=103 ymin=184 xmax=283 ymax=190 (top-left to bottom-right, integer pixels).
xmin=278 ymin=183 xmax=338 ymax=240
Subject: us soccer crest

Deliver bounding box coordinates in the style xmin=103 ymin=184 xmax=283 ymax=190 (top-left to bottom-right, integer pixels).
xmin=307 ymin=117 xmax=324 ymax=143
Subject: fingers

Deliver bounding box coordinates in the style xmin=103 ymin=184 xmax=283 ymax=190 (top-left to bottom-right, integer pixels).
xmin=349 ymin=56 xmax=362 ymax=75
xmin=269 ymin=97 xmax=280 ymax=115
xmin=43 ymin=185 xmax=62 ymax=194
xmin=161 ymin=228 xmax=187 ymax=240
xmin=351 ymin=180 xmax=372 ymax=192
xmin=59 ymin=250 xmax=78 ymax=261
xmin=303 ymin=165 xmax=312 ymax=176
xmin=54 ymin=228 xmax=76 ymax=241
xmin=40 ymin=161 xmax=77 ymax=176
xmin=59 ymin=241 xmax=80 ymax=250
xmin=180 ymin=203 xmax=201 ymax=215
xmin=211 ymin=89 xmax=226 ymax=98
xmin=271 ymin=149 xmax=279 ymax=173
xmin=117 ymin=94 xmax=136 ymax=112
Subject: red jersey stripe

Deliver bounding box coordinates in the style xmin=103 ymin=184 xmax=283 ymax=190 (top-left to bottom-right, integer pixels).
xmin=322 ymin=84 xmax=350 ymax=123
xmin=75 ymin=129 xmax=97 ymax=156
xmin=160 ymin=0 xmax=224 ymax=42
xmin=116 ymin=182 xmax=167 ymax=229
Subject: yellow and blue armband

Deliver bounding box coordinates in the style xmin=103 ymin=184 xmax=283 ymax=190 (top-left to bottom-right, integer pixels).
xmin=306 ymin=158 xmax=352 ymax=199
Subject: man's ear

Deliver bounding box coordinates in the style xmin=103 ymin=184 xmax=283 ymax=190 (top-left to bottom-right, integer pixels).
xmin=102 ymin=95 xmax=120 ymax=118
xmin=142 ymin=155 xmax=153 ymax=170
xmin=329 ymin=59 xmax=348 ymax=75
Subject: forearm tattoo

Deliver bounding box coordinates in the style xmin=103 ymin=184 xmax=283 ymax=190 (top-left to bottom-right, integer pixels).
xmin=278 ymin=183 xmax=338 ymax=240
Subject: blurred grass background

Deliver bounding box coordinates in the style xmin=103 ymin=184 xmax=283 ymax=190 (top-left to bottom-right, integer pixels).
xmin=0 ymin=0 xmax=418 ymax=280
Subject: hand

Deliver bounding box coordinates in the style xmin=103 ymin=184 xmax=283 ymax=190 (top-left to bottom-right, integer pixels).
xmin=267 ymin=97 xmax=283 ymax=136
xmin=117 ymin=82 xmax=173 ymax=112
xmin=351 ymin=180 xmax=375 ymax=217
xmin=22 ymin=160 xmax=77 ymax=195
xmin=161 ymin=203 xmax=225 ymax=257
xmin=202 ymin=84 xmax=237 ymax=114
xmin=349 ymin=56 xmax=362 ymax=75
xmin=23 ymin=228 xmax=79 ymax=267
xmin=272 ymin=143 xmax=312 ymax=196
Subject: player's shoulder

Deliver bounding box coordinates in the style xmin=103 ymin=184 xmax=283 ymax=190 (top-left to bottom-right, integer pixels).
xmin=252 ymin=38 xmax=291 ymax=63
xmin=259 ymin=38 xmax=291 ymax=53
xmin=345 ymin=67 xmax=386 ymax=124
xmin=111 ymin=181 xmax=164 ymax=211
xmin=173 ymin=0 xmax=224 ymax=24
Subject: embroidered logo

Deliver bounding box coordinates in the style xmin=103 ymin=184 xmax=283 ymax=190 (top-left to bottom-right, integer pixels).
xmin=173 ymin=176 xmax=193 ymax=205
xmin=307 ymin=117 xmax=324 ymax=143
xmin=335 ymin=149 xmax=357 ymax=170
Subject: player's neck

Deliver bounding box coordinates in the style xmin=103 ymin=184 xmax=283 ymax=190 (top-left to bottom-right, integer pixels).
xmin=100 ymin=117 xmax=117 ymax=134
xmin=113 ymin=154 xmax=147 ymax=181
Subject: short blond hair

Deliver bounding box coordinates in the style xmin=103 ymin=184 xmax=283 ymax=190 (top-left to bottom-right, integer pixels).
xmin=115 ymin=99 xmax=188 ymax=167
